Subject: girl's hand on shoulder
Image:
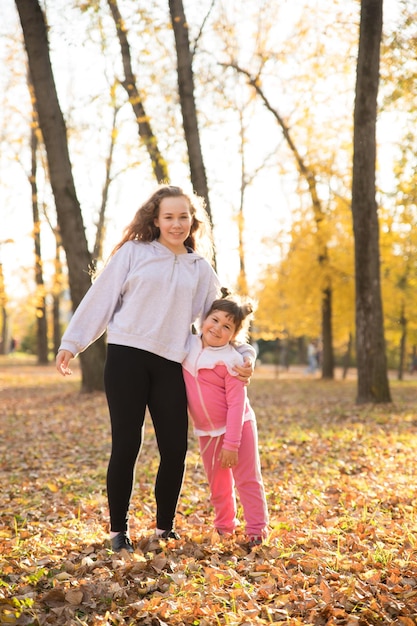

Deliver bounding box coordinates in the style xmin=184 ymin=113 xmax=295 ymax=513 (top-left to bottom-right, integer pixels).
xmin=56 ymin=350 xmax=74 ymax=376
xmin=233 ymin=357 xmax=254 ymax=384
xmin=219 ymin=448 xmax=238 ymax=469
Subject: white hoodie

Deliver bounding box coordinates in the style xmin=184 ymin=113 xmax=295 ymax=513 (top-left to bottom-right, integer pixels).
xmin=59 ymin=240 xmax=221 ymax=363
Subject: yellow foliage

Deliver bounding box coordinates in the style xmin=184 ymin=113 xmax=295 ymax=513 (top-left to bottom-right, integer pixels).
xmin=255 ymin=198 xmax=355 ymax=349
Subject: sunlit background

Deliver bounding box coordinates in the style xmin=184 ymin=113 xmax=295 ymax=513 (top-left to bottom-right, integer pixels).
xmin=0 ymin=0 xmax=406 ymax=355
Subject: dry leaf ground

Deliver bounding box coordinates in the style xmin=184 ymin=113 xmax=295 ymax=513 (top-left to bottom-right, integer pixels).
xmin=1 ymin=356 xmax=417 ymax=625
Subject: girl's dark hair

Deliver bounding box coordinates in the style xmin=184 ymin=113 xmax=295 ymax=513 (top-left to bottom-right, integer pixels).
xmin=111 ymin=184 xmax=214 ymax=262
xmin=205 ymin=287 xmax=256 ymax=342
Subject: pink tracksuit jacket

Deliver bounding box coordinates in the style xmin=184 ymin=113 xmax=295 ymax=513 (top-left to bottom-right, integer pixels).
xmin=182 ymin=334 xmax=269 ymax=537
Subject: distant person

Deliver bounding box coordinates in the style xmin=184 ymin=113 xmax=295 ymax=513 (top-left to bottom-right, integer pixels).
xmin=55 ymin=184 xmax=255 ymax=553
xmin=306 ymin=340 xmax=318 ymax=374
xmin=182 ymin=289 xmax=268 ymax=547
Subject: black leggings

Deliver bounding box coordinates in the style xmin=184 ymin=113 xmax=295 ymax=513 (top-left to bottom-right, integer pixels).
xmin=104 ymin=344 xmax=188 ymax=532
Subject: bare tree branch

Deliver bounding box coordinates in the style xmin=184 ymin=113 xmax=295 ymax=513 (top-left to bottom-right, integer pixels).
xmin=107 ymin=0 xmax=169 ymax=183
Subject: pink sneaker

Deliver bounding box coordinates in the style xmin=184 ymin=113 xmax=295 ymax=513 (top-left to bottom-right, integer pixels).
xmin=247 ymin=535 xmax=263 ymax=548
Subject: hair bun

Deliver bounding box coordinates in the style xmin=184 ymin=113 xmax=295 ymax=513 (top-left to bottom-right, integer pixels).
xmin=220 ymin=286 xmax=231 ymax=298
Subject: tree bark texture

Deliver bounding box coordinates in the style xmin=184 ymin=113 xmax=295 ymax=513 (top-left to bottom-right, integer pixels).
xmin=16 ymin=0 xmax=106 ymax=391
xmin=351 ymin=0 xmax=391 ymax=403
xmin=168 ymin=0 xmax=213 ymax=227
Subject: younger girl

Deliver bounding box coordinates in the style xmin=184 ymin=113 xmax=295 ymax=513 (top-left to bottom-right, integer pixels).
xmin=182 ymin=290 xmax=269 ymax=546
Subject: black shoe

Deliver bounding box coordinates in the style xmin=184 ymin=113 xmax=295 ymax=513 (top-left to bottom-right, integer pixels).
xmin=160 ymin=529 xmax=180 ymax=540
xmin=111 ymin=532 xmax=134 ymax=553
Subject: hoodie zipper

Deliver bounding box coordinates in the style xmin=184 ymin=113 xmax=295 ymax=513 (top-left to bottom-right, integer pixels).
xmin=170 ymin=254 xmax=179 ymax=280
xmin=192 ymin=347 xmax=222 ymax=470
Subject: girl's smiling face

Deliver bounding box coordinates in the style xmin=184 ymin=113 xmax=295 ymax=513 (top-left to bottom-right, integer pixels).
xmin=201 ymin=310 xmax=237 ymax=348
xmin=154 ymin=196 xmax=193 ymax=253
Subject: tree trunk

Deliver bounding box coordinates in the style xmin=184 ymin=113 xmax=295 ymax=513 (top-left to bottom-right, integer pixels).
xmin=342 ymin=332 xmax=353 ymax=380
xmin=398 ymin=305 xmax=406 ymax=381
xmin=52 ymin=236 xmax=63 ymax=356
xmin=92 ymin=91 xmax=119 ymax=265
xmin=0 ymin=264 xmax=8 ymax=355
xmin=16 ymin=0 xmax=106 ymax=392
xmin=168 ymin=0 xmax=214 ymax=229
xmin=29 ymin=100 xmax=49 ymax=364
xmin=321 ymin=286 xmax=334 ymax=378
xmin=107 ymin=0 xmax=168 ymax=184
xmin=237 ymin=110 xmax=248 ymax=293
xmin=351 ymin=0 xmax=391 ymax=403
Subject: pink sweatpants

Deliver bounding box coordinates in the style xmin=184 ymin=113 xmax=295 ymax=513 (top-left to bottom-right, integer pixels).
xmin=198 ymin=420 xmax=269 ymax=537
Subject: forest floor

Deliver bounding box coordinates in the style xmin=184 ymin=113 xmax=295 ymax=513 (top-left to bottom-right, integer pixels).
xmin=0 ymin=355 xmax=417 ymax=625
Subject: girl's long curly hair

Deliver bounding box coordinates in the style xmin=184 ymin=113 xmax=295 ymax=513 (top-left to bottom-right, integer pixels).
xmin=111 ymin=185 xmax=214 ymax=263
